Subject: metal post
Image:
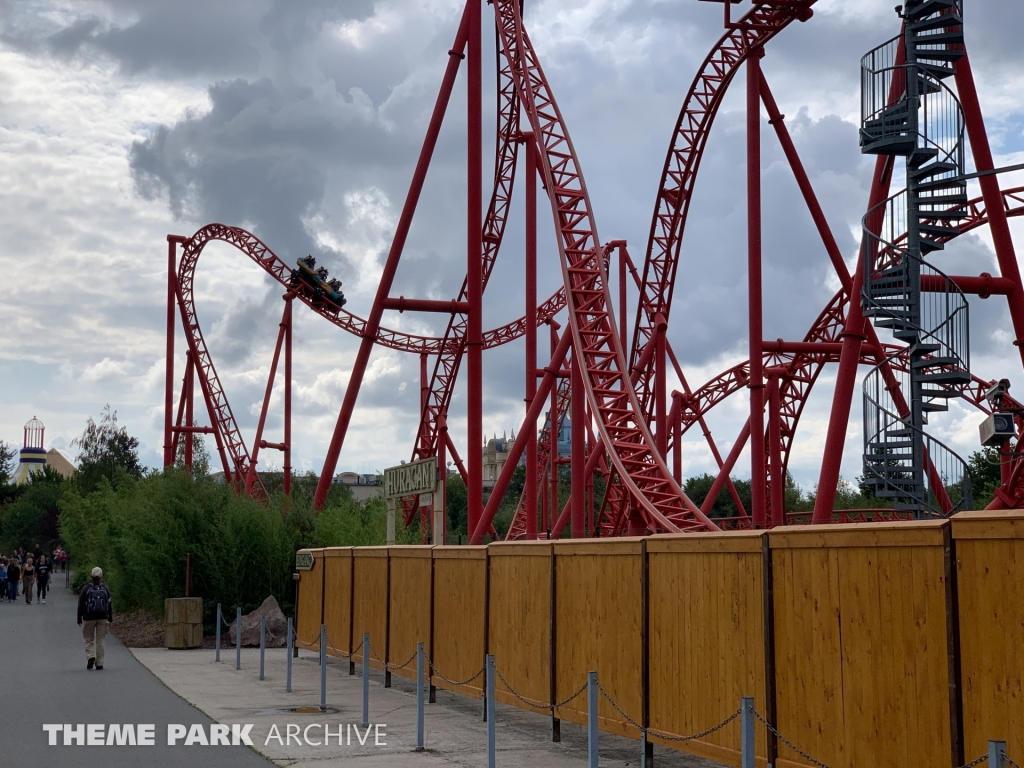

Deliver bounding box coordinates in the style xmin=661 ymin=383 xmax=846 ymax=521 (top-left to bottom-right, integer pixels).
xmin=436 ymin=417 xmax=448 ymax=544
xmin=283 ymin=294 xmax=292 ymax=496
xmin=286 ymin=617 xmax=293 ymax=692
xmin=989 ymin=741 xmax=1007 ymax=768
xmin=654 ymin=313 xmax=667 ymax=458
xmin=746 ymin=49 xmax=766 ymax=526
xmin=741 ymin=697 xmax=755 ymax=768
xmin=416 ymin=642 xmax=425 ymax=752
xmin=215 ymin=603 xmax=221 ymax=662
xmin=362 ymin=633 xmax=370 ymax=728
xmin=260 ymin=615 xmax=266 ymax=681
xmin=587 ymin=671 xmax=599 ymax=768
xmin=486 ymin=655 xmax=496 ymax=768
xmin=235 ymin=607 xmax=241 ymax=670
xmin=768 ymin=375 xmax=785 ymax=525
xmin=184 ymin=354 xmax=193 ymax=470
xmin=320 ymin=624 xmax=327 ymax=712
xmin=550 ymin=322 xmax=560 ymax=531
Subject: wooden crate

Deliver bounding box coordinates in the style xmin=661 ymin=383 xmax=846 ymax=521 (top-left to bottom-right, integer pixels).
xmin=164 ymin=597 xmax=203 ymax=649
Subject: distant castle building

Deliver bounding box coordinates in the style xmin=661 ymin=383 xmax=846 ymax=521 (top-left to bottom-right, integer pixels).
xmin=8 ymin=417 xmax=76 ymax=484
xmin=482 ymin=418 xmax=574 ymax=490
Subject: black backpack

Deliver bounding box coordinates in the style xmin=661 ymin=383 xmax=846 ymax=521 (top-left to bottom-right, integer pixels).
xmin=86 ymin=584 xmax=110 ymax=616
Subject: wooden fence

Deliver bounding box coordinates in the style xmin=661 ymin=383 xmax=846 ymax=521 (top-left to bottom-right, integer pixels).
xmin=293 ymin=511 xmax=1024 ymax=768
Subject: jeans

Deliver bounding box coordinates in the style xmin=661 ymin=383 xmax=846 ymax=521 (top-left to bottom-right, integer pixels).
xmin=37 ymin=580 xmax=48 ymax=600
xmin=7 ymin=580 xmax=18 ymax=601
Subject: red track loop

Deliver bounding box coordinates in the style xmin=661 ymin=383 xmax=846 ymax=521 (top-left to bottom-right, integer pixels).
xmin=483 ymin=0 xmax=716 ymax=536
xmin=631 ymin=1 xmax=817 ymax=417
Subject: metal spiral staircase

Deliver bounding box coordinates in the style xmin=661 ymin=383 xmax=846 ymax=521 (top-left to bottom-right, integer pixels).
xmin=858 ymin=0 xmax=973 ymax=515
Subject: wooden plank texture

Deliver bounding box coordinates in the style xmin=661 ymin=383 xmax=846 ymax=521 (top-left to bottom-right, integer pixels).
xmin=388 ymin=547 xmax=433 ymax=680
xmin=295 ymin=549 xmax=324 ymax=651
xmin=352 ymin=548 xmax=389 ymax=670
xmin=954 ymin=512 xmax=1024 ymax=760
xmin=488 ymin=542 xmax=552 ymax=712
xmin=647 ymin=532 xmax=766 ymax=766
xmin=431 ymin=546 xmax=487 ymax=697
xmin=323 ymin=548 xmax=353 ymax=658
xmin=553 ymin=539 xmax=644 ymax=739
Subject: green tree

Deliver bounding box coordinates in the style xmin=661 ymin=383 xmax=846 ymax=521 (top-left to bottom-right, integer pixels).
xmin=173 ymin=433 xmax=211 ymax=478
xmin=1 ymin=465 xmax=64 ymax=550
xmin=72 ymin=405 xmax=145 ymax=493
xmin=967 ymin=447 xmax=1004 ymax=509
xmin=0 ymin=440 xmax=22 ymax=507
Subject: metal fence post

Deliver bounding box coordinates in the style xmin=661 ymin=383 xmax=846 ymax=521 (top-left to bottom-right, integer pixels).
xmin=741 ymin=696 xmax=755 ymax=768
xmin=362 ymin=632 xmax=370 ymax=728
xmin=215 ymin=603 xmax=221 ymax=662
xmin=235 ymin=607 xmax=242 ymax=670
xmin=486 ymin=655 xmax=496 ymax=768
xmin=990 ymin=740 xmax=1008 ymax=768
xmin=588 ymin=671 xmax=599 ymax=768
xmin=416 ymin=642 xmax=425 ymax=752
xmin=319 ymin=624 xmax=327 ymax=712
xmin=260 ymin=615 xmax=266 ymax=681
xmin=286 ymin=617 xmax=293 ymax=693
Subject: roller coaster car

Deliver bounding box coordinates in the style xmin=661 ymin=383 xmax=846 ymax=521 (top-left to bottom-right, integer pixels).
xmin=292 ymin=255 xmax=347 ymax=310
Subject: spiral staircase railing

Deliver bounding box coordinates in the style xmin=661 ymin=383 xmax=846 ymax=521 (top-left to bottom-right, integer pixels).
xmin=859 ymin=0 xmax=973 ymax=515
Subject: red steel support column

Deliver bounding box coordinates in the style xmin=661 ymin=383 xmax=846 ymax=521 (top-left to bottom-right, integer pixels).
xmin=164 ymin=236 xmax=178 ymax=468
xmin=246 ymin=301 xmax=289 ymax=492
xmin=671 ymin=392 xmax=683 ymax=484
xmin=619 ymin=244 xmax=628 ymax=351
xmin=955 ymin=52 xmax=1024 ymax=369
xmin=549 ymin=321 xmax=560 ymax=530
xmin=437 ymin=414 xmax=448 ymax=544
xmin=571 ymin=348 xmax=585 ymax=539
xmin=284 ymin=293 xmax=292 ymax=496
xmin=466 ymin=0 xmax=484 ymax=535
xmin=654 ymin=313 xmax=668 ymax=458
xmin=768 ymin=375 xmax=785 ymax=525
xmin=585 ymin=406 xmax=595 ymax=536
xmin=524 ymin=132 xmax=538 ymax=540
xmin=701 ymin=420 xmax=752 ymax=518
xmin=747 ymin=49 xmax=766 ymax=526
xmin=184 ymin=352 xmax=194 ymax=471
xmin=312 ymin=4 xmax=472 ymax=509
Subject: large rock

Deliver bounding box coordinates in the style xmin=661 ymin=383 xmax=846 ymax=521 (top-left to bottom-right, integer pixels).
xmin=229 ymin=596 xmax=288 ymax=648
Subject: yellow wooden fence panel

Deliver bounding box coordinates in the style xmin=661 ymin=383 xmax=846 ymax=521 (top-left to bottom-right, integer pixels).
xmin=431 ymin=546 xmax=488 ymax=697
xmin=488 ymin=542 xmax=552 ymax=712
xmin=646 ymin=532 xmax=767 ymax=767
xmin=295 ymin=548 xmax=324 ymax=651
xmin=388 ymin=547 xmax=433 ymax=680
xmin=553 ymin=539 xmax=644 ymax=739
xmin=770 ymin=522 xmax=951 ymax=768
xmin=953 ymin=510 xmax=1024 ymax=761
xmin=323 ymin=548 xmax=353 ymax=658
xmin=352 ymin=547 xmax=389 ymax=671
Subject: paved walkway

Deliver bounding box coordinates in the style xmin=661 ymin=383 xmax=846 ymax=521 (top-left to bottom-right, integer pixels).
xmin=0 ymin=577 xmax=272 ymax=768
xmin=132 ymin=642 xmax=726 ymax=767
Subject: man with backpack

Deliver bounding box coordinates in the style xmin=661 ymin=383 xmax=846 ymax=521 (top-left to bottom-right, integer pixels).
xmin=77 ymin=567 xmax=113 ymax=670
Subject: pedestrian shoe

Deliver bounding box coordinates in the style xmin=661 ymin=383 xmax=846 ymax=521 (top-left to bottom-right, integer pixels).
xmin=41 ymin=599 xmax=45 ymax=604
xmin=87 ymin=658 xmax=95 ymax=670
xmin=95 ymin=666 xmax=104 ymax=670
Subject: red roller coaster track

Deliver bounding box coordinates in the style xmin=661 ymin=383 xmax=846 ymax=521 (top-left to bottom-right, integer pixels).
xmin=163 ymin=0 xmax=1024 ymax=540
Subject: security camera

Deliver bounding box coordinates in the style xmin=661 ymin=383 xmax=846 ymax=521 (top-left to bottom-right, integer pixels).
xmin=985 ymin=378 xmax=1011 ymax=409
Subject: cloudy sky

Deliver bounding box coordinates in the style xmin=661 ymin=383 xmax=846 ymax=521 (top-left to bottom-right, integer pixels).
xmin=2 ymin=0 xmax=1024 ymax=494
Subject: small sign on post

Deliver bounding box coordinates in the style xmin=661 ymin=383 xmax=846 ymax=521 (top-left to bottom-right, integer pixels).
xmin=383 ymin=458 xmax=438 ymax=544
xmin=295 ymin=551 xmax=315 ymax=570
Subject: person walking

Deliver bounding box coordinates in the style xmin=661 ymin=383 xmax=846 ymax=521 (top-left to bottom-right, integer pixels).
xmin=7 ymin=556 xmax=20 ymax=602
xmin=22 ymin=557 xmax=35 ymax=604
xmin=35 ymin=555 xmax=50 ymax=604
xmin=0 ymin=558 xmax=7 ymax=602
xmin=77 ymin=567 xmax=113 ymax=670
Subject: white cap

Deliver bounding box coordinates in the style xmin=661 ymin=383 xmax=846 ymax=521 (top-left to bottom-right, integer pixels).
xmin=91 ymin=567 xmax=103 ymax=578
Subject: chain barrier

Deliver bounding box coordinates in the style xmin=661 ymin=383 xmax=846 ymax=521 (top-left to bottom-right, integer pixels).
xmin=957 ymin=756 xmax=989 ymax=768
xmin=1003 ymin=753 xmax=1022 ymax=768
xmin=596 ymin=681 xmax=741 ymax=743
xmin=425 ymin=656 xmax=485 ymax=687
xmin=753 ymin=708 xmax=831 ymax=768
xmin=367 ymin=640 xmax=418 ymax=673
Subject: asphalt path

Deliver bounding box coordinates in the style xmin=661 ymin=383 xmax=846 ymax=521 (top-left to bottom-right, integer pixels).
xmin=0 ymin=573 xmax=273 ymax=768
